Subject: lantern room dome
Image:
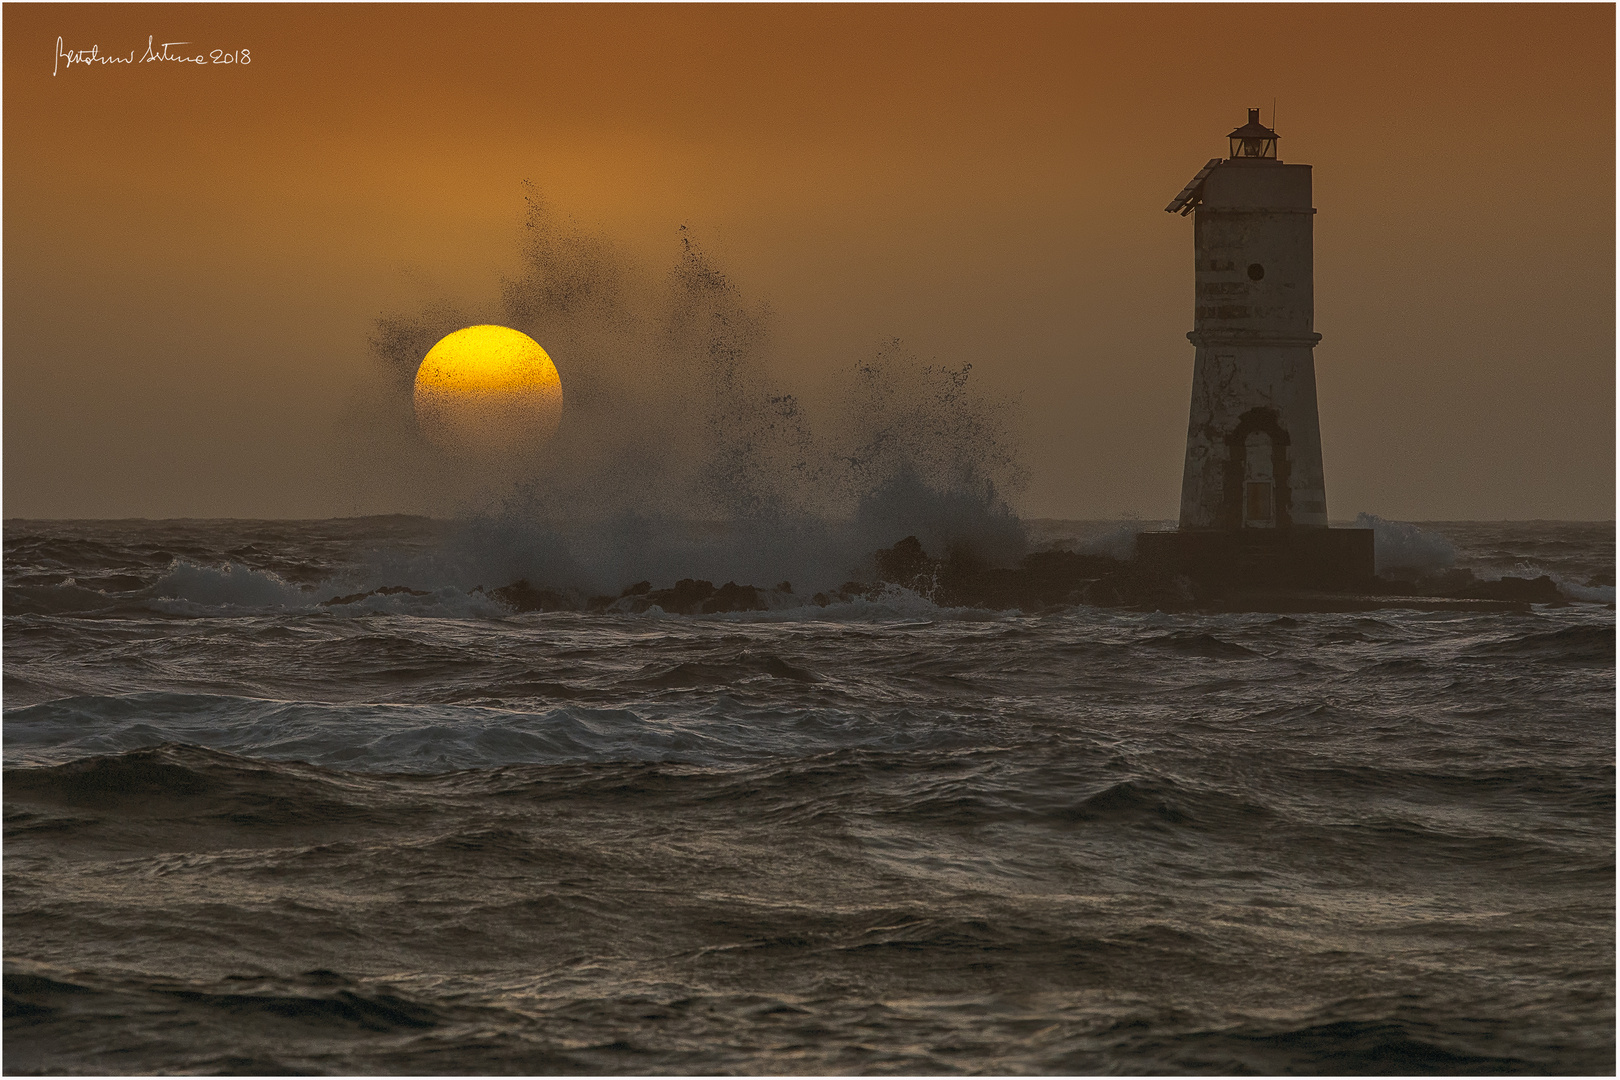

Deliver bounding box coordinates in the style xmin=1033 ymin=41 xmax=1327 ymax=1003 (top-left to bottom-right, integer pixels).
xmin=1228 ymin=108 xmax=1279 ymax=160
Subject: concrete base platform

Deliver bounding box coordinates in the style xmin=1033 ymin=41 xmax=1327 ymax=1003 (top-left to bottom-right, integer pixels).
xmin=1135 ymin=527 xmax=1374 ymax=592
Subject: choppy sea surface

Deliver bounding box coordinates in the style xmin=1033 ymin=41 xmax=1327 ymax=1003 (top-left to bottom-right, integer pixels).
xmin=4 ymin=517 xmax=1614 ymax=1075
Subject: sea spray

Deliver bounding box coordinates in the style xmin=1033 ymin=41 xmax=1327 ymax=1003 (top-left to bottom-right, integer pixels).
xmin=1355 ymin=512 xmax=1458 ymax=573
xmin=341 ymin=189 xmax=1027 ymax=592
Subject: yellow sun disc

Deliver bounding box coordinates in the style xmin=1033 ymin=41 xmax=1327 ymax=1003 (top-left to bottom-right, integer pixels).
xmin=413 ymin=325 xmax=563 ymax=458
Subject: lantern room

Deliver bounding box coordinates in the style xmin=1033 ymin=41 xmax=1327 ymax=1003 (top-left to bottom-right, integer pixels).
xmin=1228 ymin=108 xmax=1278 ymax=160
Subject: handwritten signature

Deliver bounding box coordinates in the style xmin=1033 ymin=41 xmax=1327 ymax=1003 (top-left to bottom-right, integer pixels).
xmin=54 ymin=35 xmax=250 ymax=75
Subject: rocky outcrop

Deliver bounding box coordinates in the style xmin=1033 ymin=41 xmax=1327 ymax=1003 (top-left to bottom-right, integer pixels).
xmin=631 ymin=579 xmax=773 ymax=615
xmin=475 ymin=536 xmax=1583 ymax=616
xmin=322 ymin=585 xmax=430 ymax=606
xmin=1375 ymin=567 xmax=1568 ymax=606
xmin=485 ymin=581 xmax=583 ymax=612
xmin=486 ymin=577 xmax=786 ymax=615
xmin=858 ymin=536 xmax=1196 ymax=612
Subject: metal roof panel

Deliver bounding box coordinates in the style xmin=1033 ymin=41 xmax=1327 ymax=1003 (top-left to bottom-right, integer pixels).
xmin=1165 ymin=158 xmax=1224 ymax=215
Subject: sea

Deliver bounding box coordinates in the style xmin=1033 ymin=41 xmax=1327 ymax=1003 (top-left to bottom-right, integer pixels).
xmin=4 ymin=516 xmax=1613 ymax=1075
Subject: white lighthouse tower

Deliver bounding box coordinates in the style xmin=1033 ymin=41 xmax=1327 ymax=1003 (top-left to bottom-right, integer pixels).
xmin=1166 ymin=109 xmax=1326 ymax=530
xmin=1142 ymin=110 xmax=1370 ymax=591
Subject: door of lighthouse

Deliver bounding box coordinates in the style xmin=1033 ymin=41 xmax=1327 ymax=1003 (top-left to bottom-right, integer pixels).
xmin=1242 ymin=432 xmax=1276 ymax=527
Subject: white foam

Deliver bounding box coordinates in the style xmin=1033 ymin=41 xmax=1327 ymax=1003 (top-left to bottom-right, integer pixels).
xmin=1354 ymin=513 xmax=1457 ymax=573
xmin=1559 ymin=581 xmax=1616 ymax=604
xmin=150 ymin=562 xmax=313 ymax=611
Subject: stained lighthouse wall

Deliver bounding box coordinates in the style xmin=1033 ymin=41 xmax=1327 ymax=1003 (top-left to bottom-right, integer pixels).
xmin=1178 ymin=159 xmax=1328 ymax=530
xmin=1193 ymin=163 xmax=1314 ymax=339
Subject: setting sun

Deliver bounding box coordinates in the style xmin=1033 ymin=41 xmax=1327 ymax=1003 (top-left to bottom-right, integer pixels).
xmin=412 ymin=325 xmax=563 ymax=457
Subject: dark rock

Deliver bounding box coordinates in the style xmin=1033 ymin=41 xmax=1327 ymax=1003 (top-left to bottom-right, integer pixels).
xmin=1372 ymin=567 xmax=1566 ymax=605
xmin=489 ymin=580 xmax=581 ymax=612
xmin=491 ymin=575 xmax=773 ymax=616
xmin=702 ymin=582 xmax=766 ymax=614
xmin=809 ymin=580 xmax=884 ymax=607
xmin=865 ymin=536 xmax=1193 ymax=612
xmin=1453 ymin=574 xmax=1565 ymax=605
xmin=641 ymin=578 xmax=715 ymax=614
xmin=874 ymin=536 xmax=936 ymax=595
xmin=621 ymin=578 xmax=769 ymax=615
xmin=322 ymin=585 xmax=430 ymax=607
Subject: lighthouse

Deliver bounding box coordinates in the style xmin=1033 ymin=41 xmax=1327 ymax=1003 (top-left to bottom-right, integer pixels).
xmin=1140 ymin=110 xmax=1371 ymax=592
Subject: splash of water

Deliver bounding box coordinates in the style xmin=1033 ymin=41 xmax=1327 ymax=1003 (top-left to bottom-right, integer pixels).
xmin=337 ymin=189 xmax=1028 ymax=594
xmin=1354 ymin=512 xmax=1458 ymax=573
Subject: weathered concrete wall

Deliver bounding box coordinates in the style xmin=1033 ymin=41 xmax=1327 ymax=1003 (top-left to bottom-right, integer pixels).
xmin=1193 ymin=162 xmax=1314 ymax=340
xmin=1178 ymin=346 xmax=1327 ymax=528
xmin=1178 ymin=159 xmax=1327 ymax=530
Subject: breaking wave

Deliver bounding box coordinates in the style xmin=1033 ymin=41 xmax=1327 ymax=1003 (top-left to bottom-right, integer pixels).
xmin=331 ymin=190 xmax=1029 ymax=596
xmin=151 ymin=561 xmax=311 ymax=610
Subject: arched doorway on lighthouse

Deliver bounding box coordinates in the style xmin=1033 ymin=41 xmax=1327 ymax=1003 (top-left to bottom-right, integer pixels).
xmin=1243 ymin=432 xmax=1276 ymax=527
xmin=1222 ymin=408 xmax=1293 ymax=530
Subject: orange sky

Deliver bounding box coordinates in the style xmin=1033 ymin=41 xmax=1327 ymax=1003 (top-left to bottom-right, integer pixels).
xmin=6 ymin=3 xmax=1614 ymax=519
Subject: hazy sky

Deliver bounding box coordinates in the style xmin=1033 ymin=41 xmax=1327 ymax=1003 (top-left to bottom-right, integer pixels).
xmin=6 ymin=3 xmax=1613 ymax=520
